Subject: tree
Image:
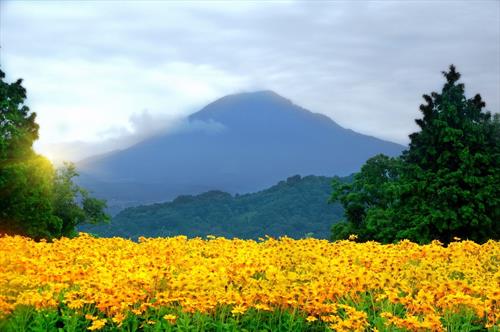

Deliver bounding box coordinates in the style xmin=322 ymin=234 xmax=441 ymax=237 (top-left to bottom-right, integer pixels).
xmin=0 ymin=69 xmax=109 ymax=240
xmin=398 ymin=65 xmax=499 ymax=243
xmin=331 ymin=66 xmax=500 ymax=244
xmin=0 ymin=69 xmax=60 ymax=239
xmin=52 ymin=162 xmax=110 ymax=237
xmin=0 ymin=70 xmax=39 ymax=160
xmin=330 ymin=154 xmax=402 ymax=243
xmin=0 ymin=155 xmax=62 ymax=239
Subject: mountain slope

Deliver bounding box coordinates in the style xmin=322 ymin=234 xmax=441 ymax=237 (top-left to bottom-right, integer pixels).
xmin=79 ymin=175 xmax=349 ymax=239
xmin=78 ymin=91 xmax=404 ymax=206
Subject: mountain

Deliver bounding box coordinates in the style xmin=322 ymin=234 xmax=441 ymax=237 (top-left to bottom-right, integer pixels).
xmin=79 ymin=175 xmax=349 ymax=239
xmin=78 ymin=90 xmax=404 ymax=209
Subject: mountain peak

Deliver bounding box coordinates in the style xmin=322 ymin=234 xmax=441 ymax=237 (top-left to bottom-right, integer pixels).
xmin=223 ymin=90 xmax=288 ymax=101
xmin=78 ymin=90 xmax=405 ymax=208
xmin=189 ymin=90 xmax=303 ymax=123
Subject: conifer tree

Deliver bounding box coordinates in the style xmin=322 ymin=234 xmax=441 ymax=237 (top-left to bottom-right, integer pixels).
xmin=331 ymin=65 xmax=500 ymax=244
xmin=398 ymin=65 xmax=500 ymax=243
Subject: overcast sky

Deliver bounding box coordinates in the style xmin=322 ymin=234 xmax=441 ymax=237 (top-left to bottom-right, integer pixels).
xmin=1 ymin=0 xmax=499 ymax=162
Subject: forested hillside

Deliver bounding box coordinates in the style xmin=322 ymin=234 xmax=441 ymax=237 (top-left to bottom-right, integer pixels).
xmin=80 ymin=175 xmax=349 ymax=239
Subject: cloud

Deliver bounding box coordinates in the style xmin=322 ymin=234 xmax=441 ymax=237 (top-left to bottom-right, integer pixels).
xmin=5 ymin=56 xmax=248 ymax=143
xmin=36 ymin=109 xmax=227 ymax=164
xmin=2 ymin=0 xmax=499 ymax=159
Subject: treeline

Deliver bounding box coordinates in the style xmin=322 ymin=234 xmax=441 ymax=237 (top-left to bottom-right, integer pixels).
xmin=331 ymin=66 xmax=500 ymax=244
xmin=80 ymin=175 xmax=348 ymax=239
xmin=0 ymin=70 xmax=109 ymax=240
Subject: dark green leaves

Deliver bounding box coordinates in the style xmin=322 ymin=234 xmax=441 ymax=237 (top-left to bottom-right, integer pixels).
xmin=331 ymin=65 xmax=499 ymax=244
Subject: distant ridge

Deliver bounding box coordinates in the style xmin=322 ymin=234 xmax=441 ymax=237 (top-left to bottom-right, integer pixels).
xmin=79 ymin=175 xmax=349 ymax=239
xmin=78 ymin=91 xmax=404 ymax=209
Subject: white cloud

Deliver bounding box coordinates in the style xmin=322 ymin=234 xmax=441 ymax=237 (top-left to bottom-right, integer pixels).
xmin=35 ymin=109 xmax=227 ymax=164
xmin=1 ymin=0 xmax=499 ymax=161
xmin=4 ymin=55 xmax=248 ymax=143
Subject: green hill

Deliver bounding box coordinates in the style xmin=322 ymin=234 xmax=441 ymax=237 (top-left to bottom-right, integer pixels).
xmin=80 ymin=175 xmax=349 ymax=239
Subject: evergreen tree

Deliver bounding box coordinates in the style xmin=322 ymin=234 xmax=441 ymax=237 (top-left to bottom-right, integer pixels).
xmin=398 ymin=65 xmax=500 ymax=243
xmin=331 ymin=66 xmax=499 ymax=244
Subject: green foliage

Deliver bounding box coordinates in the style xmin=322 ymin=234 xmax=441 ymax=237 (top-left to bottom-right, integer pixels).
xmin=0 ymin=69 xmax=109 ymax=240
xmin=398 ymin=66 xmax=500 ymax=244
xmin=331 ymin=66 xmax=500 ymax=244
xmin=0 ymin=70 xmax=38 ymax=160
xmin=340 ymin=292 xmax=495 ymax=332
xmin=0 ymin=69 xmax=60 ymax=239
xmin=1 ymin=295 xmax=495 ymax=331
xmin=81 ymin=175 xmax=349 ymax=240
xmin=0 ymin=156 xmax=62 ymax=239
xmin=0 ymin=305 xmax=329 ymax=332
xmin=331 ymin=155 xmax=402 ymax=242
xmin=52 ymin=162 xmax=110 ymax=238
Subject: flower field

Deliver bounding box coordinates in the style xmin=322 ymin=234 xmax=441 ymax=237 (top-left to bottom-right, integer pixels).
xmin=0 ymin=234 xmax=498 ymax=331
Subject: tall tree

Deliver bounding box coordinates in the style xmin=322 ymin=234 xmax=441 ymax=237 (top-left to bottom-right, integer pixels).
xmin=0 ymin=69 xmax=60 ymax=238
xmin=331 ymin=66 xmax=499 ymax=244
xmin=398 ymin=65 xmax=499 ymax=243
xmin=0 ymin=70 xmax=38 ymax=159
xmin=0 ymin=69 xmax=108 ymax=239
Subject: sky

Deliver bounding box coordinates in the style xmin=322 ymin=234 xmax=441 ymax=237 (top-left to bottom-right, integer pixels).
xmin=1 ymin=0 xmax=499 ymax=163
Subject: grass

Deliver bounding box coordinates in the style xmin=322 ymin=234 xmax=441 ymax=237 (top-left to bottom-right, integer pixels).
xmin=1 ymin=292 xmax=497 ymax=332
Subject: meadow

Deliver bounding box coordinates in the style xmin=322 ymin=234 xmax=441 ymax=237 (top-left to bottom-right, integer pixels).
xmin=0 ymin=234 xmax=498 ymax=331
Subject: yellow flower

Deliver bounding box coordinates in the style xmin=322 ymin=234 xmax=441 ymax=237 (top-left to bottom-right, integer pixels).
xmin=163 ymin=314 xmax=177 ymax=323
xmin=0 ymin=233 xmax=497 ymax=331
xmin=231 ymin=305 xmax=246 ymax=315
xmin=85 ymin=314 xmax=97 ymax=321
xmin=306 ymin=315 xmax=318 ymax=322
xmin=131 ymin=309 xmax=142 ymax=315
xmin=112 ymin=312 xmax=125 ymax=326
xmin=88 ymin=318 xmax=106 ymax=330
xmin=320 ymin=315 xmax=337 ymax=323
xmin=254 ymin=303 xmax=271 ymax=311
xmin=67 ymin=299 xmax=84 ymax=309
